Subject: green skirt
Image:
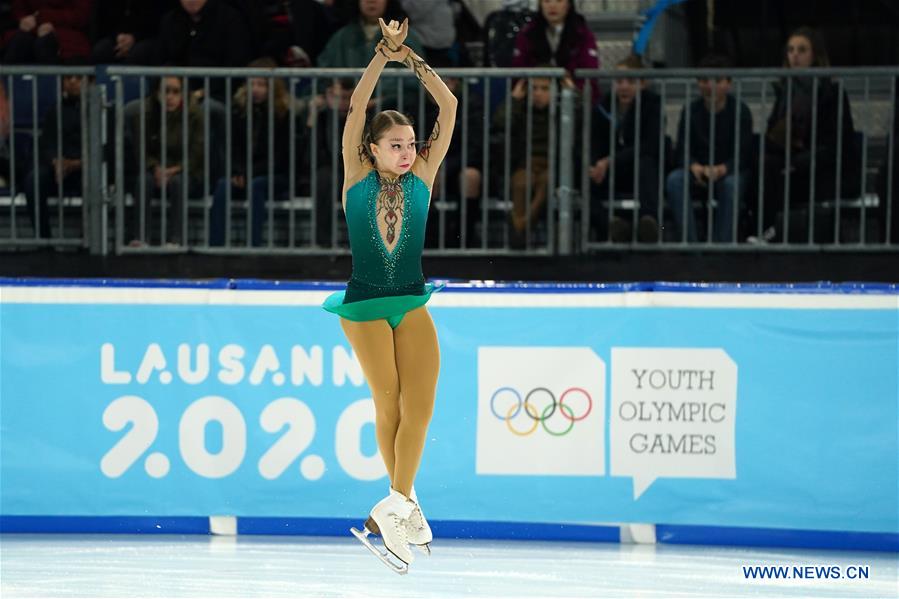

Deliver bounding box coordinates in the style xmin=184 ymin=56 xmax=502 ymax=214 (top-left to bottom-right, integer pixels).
xmin=322 ymin=281 xmax=444 ymax=329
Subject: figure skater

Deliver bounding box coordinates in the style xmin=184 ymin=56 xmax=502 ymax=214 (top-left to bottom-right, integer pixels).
xmin=321 ymin=17 xmax=457 ymax=574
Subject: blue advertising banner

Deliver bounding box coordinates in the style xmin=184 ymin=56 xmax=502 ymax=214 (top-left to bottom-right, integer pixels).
xmin=1 ymin=281 xmax=897 ymax=539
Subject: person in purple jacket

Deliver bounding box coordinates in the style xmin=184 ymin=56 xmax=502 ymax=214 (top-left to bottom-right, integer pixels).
xmin=511 ymin=0 xmax=600 ymax=99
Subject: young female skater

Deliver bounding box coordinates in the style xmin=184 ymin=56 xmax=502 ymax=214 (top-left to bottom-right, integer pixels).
xmin=321 ymin=18 xmax=457 ymax=573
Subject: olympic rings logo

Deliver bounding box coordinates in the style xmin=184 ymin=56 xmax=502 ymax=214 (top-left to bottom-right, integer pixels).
xmin=489 ymin=386 xmax=593 ymax=437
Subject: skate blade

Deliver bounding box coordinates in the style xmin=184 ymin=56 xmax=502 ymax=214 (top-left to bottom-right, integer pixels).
xmin=413 ymin=542 xmax=431 ymax=557
xmin=350 ymin=526 xmax=409 ymax=575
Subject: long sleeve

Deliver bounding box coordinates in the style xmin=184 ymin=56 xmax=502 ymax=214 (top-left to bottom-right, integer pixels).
xmin=511 ymin=24 xmax=535 ymax=68
xmin=37 ymin=0 xmax=92 ymax=29
xmin=725 ymin=100 xmax=754 ymax=175
xmin=672 ymin=105 xmax=690 ymax=168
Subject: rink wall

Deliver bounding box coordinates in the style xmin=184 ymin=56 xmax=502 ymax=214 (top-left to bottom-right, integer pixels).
xmin=1 ymin=279 xmax=897 ymax=552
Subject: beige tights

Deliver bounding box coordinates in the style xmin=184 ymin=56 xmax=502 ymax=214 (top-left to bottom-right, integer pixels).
xmin=340 ymin=306 xmax=440 ymax=498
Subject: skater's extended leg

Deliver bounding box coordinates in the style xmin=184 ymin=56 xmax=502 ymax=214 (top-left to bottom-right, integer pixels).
xmin=392 ymin=306 xmax=440 ymax=497
xmin=340 ymin=317 xmax=400 ymax=485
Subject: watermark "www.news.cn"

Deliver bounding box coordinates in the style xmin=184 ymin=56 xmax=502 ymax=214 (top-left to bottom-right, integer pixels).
xmin=742 ymin=565 xmax=870 ymax=580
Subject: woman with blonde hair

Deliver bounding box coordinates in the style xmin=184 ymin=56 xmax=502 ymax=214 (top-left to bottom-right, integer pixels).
xmin=321 ymin=18 xmax=457 ymax=574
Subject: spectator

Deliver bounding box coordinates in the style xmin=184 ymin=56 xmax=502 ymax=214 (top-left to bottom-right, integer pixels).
xmin=399 ymin=0 xmax=456 ymax=66
xmin=23 ymin=71 xmax=87 ymax=238
xmin=666 ymin=53 xmax=754 ymax=243
xmin=128 ymin=76 xmax=206 ymax=247
xmin=0 ymin=79 xmax=9 ymax=189
xmin=482 ymin=0 xmax=534 ymax=68
xmin=491 ymin=74 xmax=553 ymax=248
xmin=90 ymin=0 xmax=166 ymax=65
xmin=0 ymin=1 xmax=15 ymax=55
xmin=589 ymin=55 xmax=663 ymax=243
xmin=317 ymin=0 xmax=425 ymax=109
xmin=259 ymin=0 xmax=336 ymax=67
xmin=4 ymin=0 xmax=92 ymax=63
xmin=423 ymin=53 xmax=484 ymax=247
xmin=157 ymin=0 xmax=253 ymax=69
xmin=306 ymin=78 xmax=358 ymax=247
xmin=209 ymin=58 xmax=298 ymax=247
xmin=221 ymin=0 xmax=266 ymax=61
xmin=875 ymin=76 xmax=898 ymax=244
xmin=512 ymin=0 xmax=600 ymax=99
xmin=760 ymin=26 xmax=859 ymax=242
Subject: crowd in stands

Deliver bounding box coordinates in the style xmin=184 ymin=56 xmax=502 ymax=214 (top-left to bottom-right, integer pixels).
xmin=0 ymin=0 xmax=895 ymax=247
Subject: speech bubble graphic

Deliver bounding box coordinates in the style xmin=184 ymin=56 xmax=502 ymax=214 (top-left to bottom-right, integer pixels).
xmin=477 ymin=347 xmax=605 ymax=476
xmin=611 ymin=348 xmax=737 ymax=499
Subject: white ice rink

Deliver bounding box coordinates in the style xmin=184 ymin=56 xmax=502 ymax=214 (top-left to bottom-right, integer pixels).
xmin=2 ymin=533 xmax=897 ymax=598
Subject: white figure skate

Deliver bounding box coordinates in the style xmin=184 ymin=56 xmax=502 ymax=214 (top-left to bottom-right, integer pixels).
xmin=407 ymin=487 xmax=432 ymax=555
xmin=350 ymin=489 xmax=415 ymax=575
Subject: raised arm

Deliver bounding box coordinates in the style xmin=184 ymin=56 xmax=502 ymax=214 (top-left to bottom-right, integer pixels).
xmin=341 ymin=50 xmax=388 ymax=189
xmin=403 ymin=47 xmax=458 ymax=188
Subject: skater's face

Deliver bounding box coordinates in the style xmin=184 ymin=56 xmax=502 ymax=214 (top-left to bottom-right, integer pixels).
xmin=371 ymin=124 xmax=416 ymax=176
xmin=531 ymin=78 xmax=551 ymax=109
xmin=359 ymin=0 xmax=386 ymax=21
xmin=160 ymin=77 xmax=183 ymax=112
xmin=180 ymin=0 xmax=207 ymax=17
xmin=541 ymin=0 xmax=570 ymax=26
xmin=786 ymin=35 xmax=814 ymax=68
xmin=250 ymin=78 xmax=269 ymax=104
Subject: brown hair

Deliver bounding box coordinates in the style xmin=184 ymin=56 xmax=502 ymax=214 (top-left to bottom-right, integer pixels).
xmin=362 ymin=110 xmax=414 ymax=165
xmin=783 ymin=26 xmax=831 ymax=68
xmin=234 ymin=57 xmax=291 ymax=118
xmin=617 ymin=54 xmax=645 ymax=70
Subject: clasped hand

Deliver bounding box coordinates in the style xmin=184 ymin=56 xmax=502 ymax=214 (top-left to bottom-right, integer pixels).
xmin=376 ymin=18 xmax=410 ymax=62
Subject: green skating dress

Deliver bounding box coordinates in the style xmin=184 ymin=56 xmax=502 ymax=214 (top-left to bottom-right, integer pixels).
xmin=322 ymin=169 xmax=442 ymax=328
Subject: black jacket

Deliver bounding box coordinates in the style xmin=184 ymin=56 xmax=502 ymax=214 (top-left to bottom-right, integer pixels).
xmin=229 ymin=101 xmax=296 ymax=177
xmin=90 ymin=0 xmax=166 ymax=42
xmin=674 ymin=95 xmax=754 ymax=174
xmin=765 ymin=77 xmax=858 ymax=171
xmin=39 ymin=94 xmax=83 ymax=164
xmin=591 ymin=89 xmax=663 ymax=165
xmin=158 ymin=0 xmax=253 ymax=68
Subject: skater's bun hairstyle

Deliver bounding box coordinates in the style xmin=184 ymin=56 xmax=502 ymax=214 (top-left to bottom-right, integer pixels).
xmin=363 ymin=110 xmax=414 ymax=165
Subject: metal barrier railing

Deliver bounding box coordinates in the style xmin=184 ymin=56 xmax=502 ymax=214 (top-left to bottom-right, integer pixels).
xmin=572 ymin=66 xmax=898 ymax=251
xmin=1 ymin=65 xmax=897 ymax=254
xmin=103 ymin=66 xmax=565 ymax=256
xmin=1 ymin=66 xmax=96 ymax=249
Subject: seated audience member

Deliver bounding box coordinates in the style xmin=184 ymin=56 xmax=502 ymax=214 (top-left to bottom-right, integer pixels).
xmin=589 ymin=55 xmax=663 ymax=242
xmin=90 ymin=0 xmax=166 ymax=65
xmin=666 ymin=53 xmax=754 ymax=243
xmin=23 ymin=71 xmax=87 ymax=239
xmin=157 ymin=0 xmax=253 ymax=70
xmin=128 ymin=76 xmax=206 ymax=246
xmin=760 ymin=26 xmax=859 ymax=242
xmin=209 ymin=58 xmax=299 ymax=247
xmin=317 ymin=0 xmax=425 ymax=110
xmin=512 ymin=0 xmax=600 ymax=100
xmin=4 ymin=0 xmax=91 ymax=63
xmin=399 ymin=0 xmax=456 ymax=66
xmin=491 ymin=74 xmax=553 ymax=248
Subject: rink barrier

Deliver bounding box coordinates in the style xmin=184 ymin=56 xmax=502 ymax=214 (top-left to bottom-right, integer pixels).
xmin=1 ymin=278 xmax=896 ymax=552
xmin=4 ymin=516 xmax=898 ymax=552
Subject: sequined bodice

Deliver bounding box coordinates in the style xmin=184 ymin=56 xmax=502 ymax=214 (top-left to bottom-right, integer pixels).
xmin=343 ymin=170 xmax=430 ymax=303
